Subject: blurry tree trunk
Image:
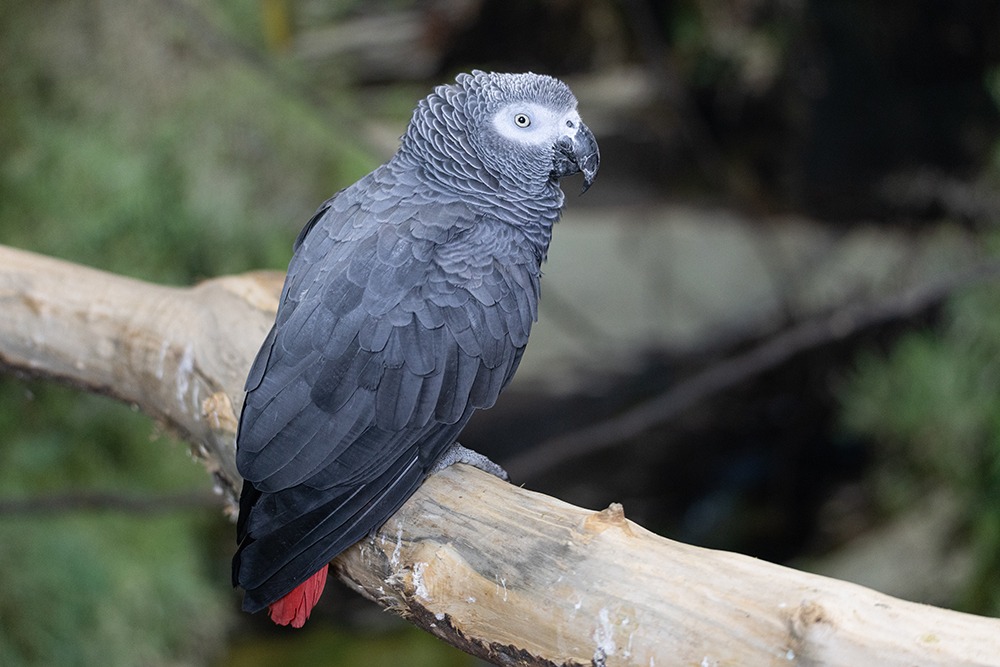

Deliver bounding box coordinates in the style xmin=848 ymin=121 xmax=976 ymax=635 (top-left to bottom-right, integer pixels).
xmin=2 ymin=243 xmax=999 ymax=667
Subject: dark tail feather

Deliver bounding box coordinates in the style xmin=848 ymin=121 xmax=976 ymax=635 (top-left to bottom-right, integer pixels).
xmin=234 ymin=447 xmax=424 ymax=614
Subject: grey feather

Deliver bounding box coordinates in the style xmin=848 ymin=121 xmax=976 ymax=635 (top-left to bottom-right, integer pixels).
xmin=233 ymin=70 xmax=599 ymax=615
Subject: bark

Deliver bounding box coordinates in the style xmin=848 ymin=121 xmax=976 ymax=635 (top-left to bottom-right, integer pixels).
xmin=1 ymin=243 xmax=999 ymax=667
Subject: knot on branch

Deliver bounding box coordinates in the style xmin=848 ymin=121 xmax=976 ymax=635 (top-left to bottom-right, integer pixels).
xmin=583 ymin=503 xmax=633 ymax=537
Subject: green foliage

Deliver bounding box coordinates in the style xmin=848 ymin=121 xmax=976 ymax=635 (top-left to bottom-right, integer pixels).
xmin=0 ymin=514 xmax=228 ymax=667
xmin=0 ymin=1 xmax=382 ymax=664
xmin=0 ymin=2 xmax=378 ymax=284
xmin=839 ymin=281 xmax=1000 ymax=614
xmin=666 ymin=0 xmax=791 ymax=96
xmin=0 ymin=382 xmax=230 ymax=667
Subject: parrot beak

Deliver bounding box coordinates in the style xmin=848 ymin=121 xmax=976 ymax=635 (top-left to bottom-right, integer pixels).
xmin=575 ymin=123 xmax=600 ymax=194
xmin=553 ymin=122 xmax=600 ymax=194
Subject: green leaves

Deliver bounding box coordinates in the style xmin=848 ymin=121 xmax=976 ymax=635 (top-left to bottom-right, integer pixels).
xmin=839 ymin=281 xmax=1000 ymax=613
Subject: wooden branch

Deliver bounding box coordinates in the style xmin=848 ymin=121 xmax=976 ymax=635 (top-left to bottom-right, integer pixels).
xmin=0 ymin=244 xmax=282 ymax=508
xmin=342 ymin=472 xmax=1000 ymax=667
xmin=2 ymin=242 xmax=999 ymax=666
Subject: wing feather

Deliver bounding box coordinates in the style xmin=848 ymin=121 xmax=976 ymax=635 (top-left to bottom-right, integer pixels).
xmin=234 ymin=186 xmax=542 ymax=611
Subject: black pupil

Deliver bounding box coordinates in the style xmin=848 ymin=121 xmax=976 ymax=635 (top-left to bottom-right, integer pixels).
xmin=517 ymin=115 xmax=528 ymax=125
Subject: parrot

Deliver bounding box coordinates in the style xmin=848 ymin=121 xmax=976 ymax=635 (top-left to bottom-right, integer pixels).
xmin=232 ymin=70 xmax=599 ymax=627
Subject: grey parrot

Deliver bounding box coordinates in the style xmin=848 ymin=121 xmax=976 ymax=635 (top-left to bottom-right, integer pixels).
xmin=232 ymin=70 xmax=599 ymax=627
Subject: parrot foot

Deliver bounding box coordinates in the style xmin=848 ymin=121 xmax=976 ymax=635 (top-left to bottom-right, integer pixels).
xmin=433 ymin=442 xmax=509 ymax=482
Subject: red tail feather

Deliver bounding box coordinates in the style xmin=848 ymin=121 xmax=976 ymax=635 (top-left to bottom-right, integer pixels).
xmin=267 ymin=565 xmax=329 ymax=628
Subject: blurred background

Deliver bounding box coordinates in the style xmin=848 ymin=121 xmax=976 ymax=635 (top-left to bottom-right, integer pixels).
xmin=2 ymin=0 xmax=1000 ymax=665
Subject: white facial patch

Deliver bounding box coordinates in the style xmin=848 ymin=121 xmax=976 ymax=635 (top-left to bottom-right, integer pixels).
xmin=492 ymin=103 xmax=581 ymax=146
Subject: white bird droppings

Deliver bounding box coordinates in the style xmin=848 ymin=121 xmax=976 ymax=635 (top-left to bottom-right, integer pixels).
xmin=593 ymin=608 xmax=617 ymax=661
xmin=175 ymin=342 xmax=195 ymax=410
xmin=389 ymin=523 xmax=403 ymax=568
xmin=155 ymin=340 xmax=169 ymax=380
xmin=495 ymin=575 xmax=508 ymax=602
xmin=412 ymin=562 xmax=430 ymax=600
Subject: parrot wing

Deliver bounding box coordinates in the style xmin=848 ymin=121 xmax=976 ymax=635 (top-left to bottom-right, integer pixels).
xmin=233 ymin=185 xmax=536 ymax=611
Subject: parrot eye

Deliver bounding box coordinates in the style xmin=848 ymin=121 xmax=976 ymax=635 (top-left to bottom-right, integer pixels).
xmin=513 ymin=113 xmax=531 ymax=128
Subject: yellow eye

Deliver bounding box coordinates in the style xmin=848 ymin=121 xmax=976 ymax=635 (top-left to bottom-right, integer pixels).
xmin=514 ymin=113 xmax=531 ymax=128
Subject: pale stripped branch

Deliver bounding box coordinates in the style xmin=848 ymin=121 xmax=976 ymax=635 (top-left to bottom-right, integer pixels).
xmin=1 ymin=243 xmax=999 ymax=667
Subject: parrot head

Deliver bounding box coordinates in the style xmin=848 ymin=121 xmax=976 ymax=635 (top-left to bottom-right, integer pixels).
xmin=404 ymin=71 xmax=600 ymax=198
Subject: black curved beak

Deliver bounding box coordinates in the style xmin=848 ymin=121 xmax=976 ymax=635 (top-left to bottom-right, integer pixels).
xmin=553 ymin=122 xmax=600 ymax=194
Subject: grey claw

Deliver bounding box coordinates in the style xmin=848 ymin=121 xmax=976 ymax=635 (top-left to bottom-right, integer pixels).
xmin=432 ymin=442 xmax=509 ymax=481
